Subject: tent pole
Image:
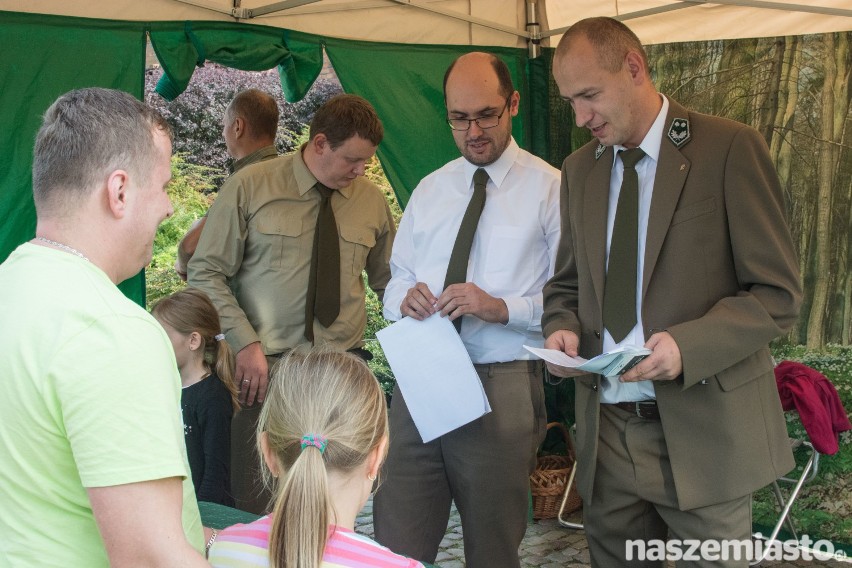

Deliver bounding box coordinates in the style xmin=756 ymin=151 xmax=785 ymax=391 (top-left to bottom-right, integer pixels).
xmin=171 ymin=0 xmax=236 ymax=17
xmin=241 ymin=0 xmax=323 ymax=18
xmin=708 ymin=0 xmax=852 ymax=18
xmin=527 ymin=0 xmax=541 ymax=59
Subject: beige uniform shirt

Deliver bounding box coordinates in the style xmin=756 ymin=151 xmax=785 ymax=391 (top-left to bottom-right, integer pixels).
xmin=188 ymin=147 xmax=395 ymax=354
xmin=230 ymin=145 xmax=278 ymax=173
xmin=175 ymin=145 xmax=278 ymax=273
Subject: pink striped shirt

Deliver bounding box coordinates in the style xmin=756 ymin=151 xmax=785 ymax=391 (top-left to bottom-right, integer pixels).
xmin=208 ymin=515 xmax=424 ymax=568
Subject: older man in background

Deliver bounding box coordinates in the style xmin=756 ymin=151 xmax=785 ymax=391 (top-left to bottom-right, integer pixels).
xmin=174 ymin=88 xmax=280 ymax=279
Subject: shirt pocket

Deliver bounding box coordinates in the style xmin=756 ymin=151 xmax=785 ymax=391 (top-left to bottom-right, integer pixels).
xmin=482 ymin=225 xmax=537 ymax=292
xmin=253 ymin=211 xmax=305 ymax=268
xmin=339 ymin=224 xmax=377 ymax=275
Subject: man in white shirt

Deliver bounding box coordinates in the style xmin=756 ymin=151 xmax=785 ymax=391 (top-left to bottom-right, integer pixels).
xmin=373 ymin=52 xmax=561 ymax=568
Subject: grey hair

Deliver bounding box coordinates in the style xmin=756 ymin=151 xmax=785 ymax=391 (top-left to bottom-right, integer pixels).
xmin=32 ymin=87 xmax=172 ymax=216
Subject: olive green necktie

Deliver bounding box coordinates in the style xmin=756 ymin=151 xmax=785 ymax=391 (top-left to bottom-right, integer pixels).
xmin=305 ymin=182 xmax=340 ymax=342
xmin=443 ymin=168 xmax=489 ymax=333
xmin=603 ymin=148 xmax=646 ymax=343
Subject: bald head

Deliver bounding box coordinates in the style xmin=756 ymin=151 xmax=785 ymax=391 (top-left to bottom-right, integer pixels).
xmin=222 ymin=89 xmax=279 ymax=160
xmin=443 ymin=52 xmax=515 ymax=103
xmin=442 ymin=52 xmax=519 ymax=166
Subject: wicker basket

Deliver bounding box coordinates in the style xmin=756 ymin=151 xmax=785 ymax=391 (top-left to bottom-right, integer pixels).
xmin=530 ymin=421 xmax=582 ymax=520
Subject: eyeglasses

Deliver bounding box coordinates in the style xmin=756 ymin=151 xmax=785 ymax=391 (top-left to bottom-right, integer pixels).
xmin=447 ymin=97 xmax=511 ymax=131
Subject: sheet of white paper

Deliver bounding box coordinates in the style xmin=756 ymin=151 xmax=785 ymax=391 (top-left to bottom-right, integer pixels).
xmin=523 ymin=345 xmax=588 ymax=368
xmin=377 ymin=314 xmax=491 ymax=443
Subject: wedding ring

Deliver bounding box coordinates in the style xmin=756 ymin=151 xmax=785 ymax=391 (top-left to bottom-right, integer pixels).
xmin=242 ymin=379 xmax=250 ymax=383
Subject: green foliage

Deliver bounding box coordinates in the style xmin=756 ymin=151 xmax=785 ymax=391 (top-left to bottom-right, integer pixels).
xmin=364 ymin=287 xmax=395 ymax=397
xmin=365 ymin=155 xmax=403 ymax=225
xmin=361 ymin=156 xmax=401 ymax=396
xmin=146 ymin=154 xmax=215 ymax=306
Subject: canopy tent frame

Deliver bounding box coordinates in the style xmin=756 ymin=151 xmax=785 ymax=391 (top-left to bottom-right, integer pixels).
xmin=166 ymin=0 xmax=852 ymax=57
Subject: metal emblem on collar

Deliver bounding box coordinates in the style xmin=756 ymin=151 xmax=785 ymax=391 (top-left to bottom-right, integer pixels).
xmin=668 ymin=118 xmax=690 ymax=147
xmin=595 ymin=143 xmax=605 ymax=160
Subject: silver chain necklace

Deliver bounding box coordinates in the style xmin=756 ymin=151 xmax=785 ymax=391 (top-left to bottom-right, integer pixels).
xmin=36 ymin=236 xmax=90 ymax=262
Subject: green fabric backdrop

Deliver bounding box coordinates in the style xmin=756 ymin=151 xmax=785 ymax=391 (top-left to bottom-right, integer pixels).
xmin=325 ymin=38 xmax=535 ymax=208
xmin=0 ymin=10 xmax=573 ymax=305
xmin=0 ymin=11 xmax=148 ymax=302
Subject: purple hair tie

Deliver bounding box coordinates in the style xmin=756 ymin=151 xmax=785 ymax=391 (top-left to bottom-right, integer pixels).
xmin=300 ymin=434 xmax=328 ymax=454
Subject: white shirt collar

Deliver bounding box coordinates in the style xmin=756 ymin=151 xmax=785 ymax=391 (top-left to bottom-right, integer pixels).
xmin=464 ymin=137 xmax=520 ymax=189
xmin=612 ymin=94 xmax=669 ymax=165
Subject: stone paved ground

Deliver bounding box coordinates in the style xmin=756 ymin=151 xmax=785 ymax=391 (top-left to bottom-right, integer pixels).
xmin=355 ymin=500 xmax=850 ymax=567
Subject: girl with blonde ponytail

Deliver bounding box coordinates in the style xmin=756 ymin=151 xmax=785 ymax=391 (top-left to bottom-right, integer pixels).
xmin=152 ymin=287 xmax=238 ymax=507
xmin=208 ymin=349 xmax=423 ymax=568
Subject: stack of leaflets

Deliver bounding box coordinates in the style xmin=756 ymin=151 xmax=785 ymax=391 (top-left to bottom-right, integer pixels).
xmin=524 ymin=345 xmax=652 ymax=378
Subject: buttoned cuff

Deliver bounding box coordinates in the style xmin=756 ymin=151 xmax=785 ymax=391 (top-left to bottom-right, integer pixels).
xmin=228 ymin=323 xmax=261 ymax=354
xmin=503 ymin=296 xmax=535 ymax=331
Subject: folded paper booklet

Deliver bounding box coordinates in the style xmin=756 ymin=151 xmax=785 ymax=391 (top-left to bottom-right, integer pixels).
xmin=524 ymin=345 xmax=652 ymax=377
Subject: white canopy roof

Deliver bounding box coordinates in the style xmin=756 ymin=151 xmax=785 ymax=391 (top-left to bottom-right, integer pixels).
xmin=4 ymin=0 xmax=852 ymax=49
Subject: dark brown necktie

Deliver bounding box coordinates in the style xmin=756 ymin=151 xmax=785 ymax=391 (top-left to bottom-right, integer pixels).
xmin=304 ymin=182 xmax=340 ymax=342
xmin=603 ymin=148 xmax=646 ymax=343
xmin=443 ymin=168 xmax=489 ymax=333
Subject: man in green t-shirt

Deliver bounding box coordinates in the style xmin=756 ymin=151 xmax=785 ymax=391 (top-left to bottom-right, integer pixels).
xmin=0 ymin=88 xmax=209 ymax=567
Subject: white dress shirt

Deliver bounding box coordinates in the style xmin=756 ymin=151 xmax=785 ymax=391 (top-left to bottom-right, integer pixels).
xmin=600 ymin=95 xmax=669 ymax=403
xmin=383 ymin=138 xmax=561 ymax=364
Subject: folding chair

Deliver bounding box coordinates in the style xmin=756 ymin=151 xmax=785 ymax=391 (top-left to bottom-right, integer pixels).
xmin=750 ymin=436 xmax=820 ymax=566
xmin=557 ymin=423 xmax=584 ymax=530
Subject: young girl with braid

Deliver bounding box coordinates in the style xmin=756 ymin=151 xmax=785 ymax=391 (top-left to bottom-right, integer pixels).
xmin=152 ymin=287 xmax=238 ymax=507
xmin=207 ymin=349 xmax=423 ymax=568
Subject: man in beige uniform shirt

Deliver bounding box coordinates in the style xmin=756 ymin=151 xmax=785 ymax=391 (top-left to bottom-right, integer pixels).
xmin=188 ymin=94 xmax=395 ymax=513
xmin=174 ymin=88 xmax=279 ymax=280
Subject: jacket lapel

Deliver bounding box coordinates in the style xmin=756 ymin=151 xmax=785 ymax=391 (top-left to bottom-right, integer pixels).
xmin=584 ymin=146 xmax=614 ymax=310
xmin=643 ymin=101 xmax=692 ymax=298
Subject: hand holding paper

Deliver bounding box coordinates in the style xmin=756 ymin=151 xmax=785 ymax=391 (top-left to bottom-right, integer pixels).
xmin=524 ymin=345 xmax=652 ymax=378
xmin=377 ymin=314 xmax=490 ymax=442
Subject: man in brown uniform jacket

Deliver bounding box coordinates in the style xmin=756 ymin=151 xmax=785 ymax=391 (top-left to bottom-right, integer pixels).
xmin=543 ymin=18 xmax=802 ymax=567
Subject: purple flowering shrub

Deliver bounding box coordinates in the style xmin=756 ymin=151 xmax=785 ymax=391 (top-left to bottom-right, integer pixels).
xmin=145 ymin=63 xmax=342 ymax=189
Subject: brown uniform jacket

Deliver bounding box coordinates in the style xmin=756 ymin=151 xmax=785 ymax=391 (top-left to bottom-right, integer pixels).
xmin=542 ymin=99 xmax=802 ymax=510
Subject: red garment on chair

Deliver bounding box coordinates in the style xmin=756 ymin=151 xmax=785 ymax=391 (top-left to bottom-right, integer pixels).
xmin=774 ymin=360 xmax=852 ymax=455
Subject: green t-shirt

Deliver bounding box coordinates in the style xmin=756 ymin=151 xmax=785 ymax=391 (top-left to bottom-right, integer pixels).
xmin=0 ymin=244 xmax=204 ymax=566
